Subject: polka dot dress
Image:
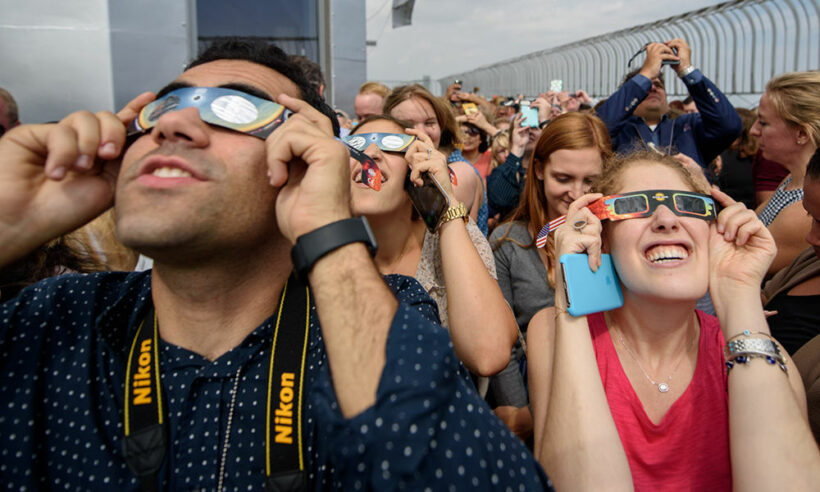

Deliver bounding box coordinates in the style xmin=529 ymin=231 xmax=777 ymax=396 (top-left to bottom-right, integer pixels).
xmin=1 ymin=271 xmax=552 ymax=490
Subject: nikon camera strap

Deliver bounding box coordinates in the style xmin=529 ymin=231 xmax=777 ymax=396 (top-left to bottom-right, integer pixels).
xmin=265 ymin=275 xmax=310 ymax=491
xmin=123 ymin=274 xmax=310 ymax=491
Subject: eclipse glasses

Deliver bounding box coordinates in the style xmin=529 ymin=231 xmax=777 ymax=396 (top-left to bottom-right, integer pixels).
xmin=536 ymin=190 xmax=716 ymax=247
xmin=128 ymin=87 xmax=291 ymax=139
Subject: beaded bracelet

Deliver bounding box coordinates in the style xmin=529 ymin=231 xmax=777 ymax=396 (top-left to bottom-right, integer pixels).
xmin=725 ymin=352 xmax=788 ymax=374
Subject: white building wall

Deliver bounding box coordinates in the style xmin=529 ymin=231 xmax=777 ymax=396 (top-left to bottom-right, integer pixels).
xmin=0 ymin=0 xmax=193 ymax=123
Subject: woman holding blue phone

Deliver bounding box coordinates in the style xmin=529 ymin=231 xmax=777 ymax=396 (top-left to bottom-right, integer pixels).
xmin=345 ymin=115 xmax=518 ymax=379
xmin=528 ymin=152 xmax=817 ymax=490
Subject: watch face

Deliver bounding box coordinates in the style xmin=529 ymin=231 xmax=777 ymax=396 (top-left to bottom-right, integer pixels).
xmin=405 ymin=172 xmax=450 ymax=233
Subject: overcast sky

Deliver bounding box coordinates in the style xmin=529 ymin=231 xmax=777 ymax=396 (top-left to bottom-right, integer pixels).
xmin=365 ymin=0 xmax=726 ymax=83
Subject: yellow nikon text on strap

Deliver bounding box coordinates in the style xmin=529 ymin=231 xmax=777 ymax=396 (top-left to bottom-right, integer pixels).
xmin=132 ymin=339 xmax=153 ymax=405
xmin=275 ymin=372 xmax=295 ymax=444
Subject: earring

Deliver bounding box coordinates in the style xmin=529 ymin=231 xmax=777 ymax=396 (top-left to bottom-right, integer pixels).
xmin=797 ymin=139 xmax=806 ymax=145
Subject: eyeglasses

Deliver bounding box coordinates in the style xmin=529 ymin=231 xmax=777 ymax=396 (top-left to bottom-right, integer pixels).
xmin=461 ymin=126 xmax=481 ymax=136
xmin=128 ymin=87 xmax=290 ymax=139
xmin=536 ymin=189 xmax=716 ymax=247
xmin=342 ymin=132 xmax=416 ymax=153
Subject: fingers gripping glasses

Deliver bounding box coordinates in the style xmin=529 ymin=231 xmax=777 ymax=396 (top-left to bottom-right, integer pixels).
xmin=536 ymin=190 xmax=716 ymax=247
xmin=128 ymin=87 xmax=291 ymax=139
xmin=128 ymin=87 xmax=386 ymax=192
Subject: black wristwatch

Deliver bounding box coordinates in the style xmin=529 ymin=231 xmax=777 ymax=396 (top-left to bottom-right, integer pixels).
xmin=291 ymin=217 xmax=378 ymax=280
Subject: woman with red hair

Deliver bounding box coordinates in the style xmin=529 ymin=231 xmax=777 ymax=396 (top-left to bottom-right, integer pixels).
xmin=488 ymin=112 xmax=612 ymax=438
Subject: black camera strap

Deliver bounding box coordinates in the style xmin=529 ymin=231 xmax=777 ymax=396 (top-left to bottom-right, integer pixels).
xmin=123 ymin=274 xmax=310 ymax=491
xmin=122 ymin=311 xmax=165 ymax=492
xmin=264 ymin=276 xmax=310 ymax=492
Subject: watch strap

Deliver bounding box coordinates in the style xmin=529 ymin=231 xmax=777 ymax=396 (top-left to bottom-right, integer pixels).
xmin=291 ymin=217 xmax=378 ymax=280
xmin=438 ymin=203 xmax=468 ymax=229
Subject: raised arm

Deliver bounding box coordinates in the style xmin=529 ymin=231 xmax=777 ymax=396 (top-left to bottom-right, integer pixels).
xmin=267 ymin=96 xmax=396 ymax=418
xmin=595 ymin=43 xmax=673 ymax=137
xmin=0 ymin=92 xmax=155 ymax=269
xmin=405 ymin=129 xmax=516 ymax=375
xmin=538 ymin=194 xmax=634 ymax=491
xmin=487 ymin=114 xmax=528 ymax=214
xmin=667 ymin=38 xmax=742 ymax=163
xmin=269 ymin=102 xmax=553 ymax=490
xmin=0 ymin=110 xmax=140 ymax=268
xmin=708 ymin=189 xmax=819 ymax=490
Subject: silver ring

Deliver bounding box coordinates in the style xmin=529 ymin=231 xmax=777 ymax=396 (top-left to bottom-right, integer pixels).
xmin=572 ymin=219 xmax=588 ymax=231
xmin=427 ymin=148 xmax=432 ymax=160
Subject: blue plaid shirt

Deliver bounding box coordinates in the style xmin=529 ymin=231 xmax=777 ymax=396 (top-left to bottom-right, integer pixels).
xmin=0 ymin=271 xmax=551 ymax=490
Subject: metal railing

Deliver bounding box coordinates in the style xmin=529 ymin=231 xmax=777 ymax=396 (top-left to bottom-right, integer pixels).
xmin=437 ymin=0 xmax=819 ymax=99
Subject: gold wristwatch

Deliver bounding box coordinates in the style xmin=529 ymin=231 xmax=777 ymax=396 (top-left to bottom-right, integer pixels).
xmin=438 ymin=202 xmax=468 ymax=229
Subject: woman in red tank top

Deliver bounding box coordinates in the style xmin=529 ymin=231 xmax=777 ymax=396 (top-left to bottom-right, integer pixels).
xmin=526 ymin=151 xmax=818 ymax=491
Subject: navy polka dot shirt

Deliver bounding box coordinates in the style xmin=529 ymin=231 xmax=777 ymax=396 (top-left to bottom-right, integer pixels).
xmin=0 ymin=271 xmax=552 ymax=490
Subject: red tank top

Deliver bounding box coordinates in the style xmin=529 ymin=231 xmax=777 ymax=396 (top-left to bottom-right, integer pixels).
xmin=588 ymin=310 xmax=732 ymax=491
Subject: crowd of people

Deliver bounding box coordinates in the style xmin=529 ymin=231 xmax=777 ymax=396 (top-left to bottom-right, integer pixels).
xmin=1 ymin=36 xmax=819 ymax=490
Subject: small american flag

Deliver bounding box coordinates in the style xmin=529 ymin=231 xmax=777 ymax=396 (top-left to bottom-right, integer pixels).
xmin=535 ymin=215 xmax=567 ymax=248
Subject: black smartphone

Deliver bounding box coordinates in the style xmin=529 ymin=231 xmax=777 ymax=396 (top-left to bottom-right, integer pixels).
xmin=405 ymin=171 xmax=451 ymax=233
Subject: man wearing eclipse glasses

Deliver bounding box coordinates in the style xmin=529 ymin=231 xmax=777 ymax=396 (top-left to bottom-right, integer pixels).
xmin=0 ymin=39 xmax=550 ymax=490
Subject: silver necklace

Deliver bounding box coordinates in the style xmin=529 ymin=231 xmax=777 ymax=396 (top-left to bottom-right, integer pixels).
xmin=613 ymin=323 xmax=696 ymax=394
xmin=217 ymin=366 xmax=242 ymax=492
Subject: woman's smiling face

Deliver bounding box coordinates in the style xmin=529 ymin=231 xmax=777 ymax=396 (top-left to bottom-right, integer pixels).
xmin=535 ymin=148 xmax=603 ymax=221
xmin=605 ymin=161 xmax=711 ymax=302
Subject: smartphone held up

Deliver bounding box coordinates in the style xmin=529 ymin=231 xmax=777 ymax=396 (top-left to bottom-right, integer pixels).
xmin=519 ymin=101 xmax=539 ymax=128
xmin=405 ymin=171 xmax=451 ymax=233
xmin=560 ymin=253 xmax=623 ymax=317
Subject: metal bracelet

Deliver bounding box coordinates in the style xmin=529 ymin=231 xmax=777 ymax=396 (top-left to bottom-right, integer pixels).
xmin=725 ymin=337 xmax=781 ymax=359
xmin=726 ymin=348 xmax=781 ymax=363
xmin=726 ymin=329 xmax=777 ymax=344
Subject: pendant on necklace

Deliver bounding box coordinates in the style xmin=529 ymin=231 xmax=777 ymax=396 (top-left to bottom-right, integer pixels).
xmin=657 ymin=382 xmax=670 ymax=393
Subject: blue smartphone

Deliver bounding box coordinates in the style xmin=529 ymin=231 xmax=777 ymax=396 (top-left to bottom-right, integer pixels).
xmin=520 ymin=102 xmax=539 ymax=128
xmin=559 ymin=253 xmax=623 ymax=317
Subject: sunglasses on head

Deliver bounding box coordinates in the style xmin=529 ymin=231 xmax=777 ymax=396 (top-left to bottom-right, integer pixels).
xmin=535 ymin=189 xmax=716 ymax=247
xmin=128 ymin=87 xmax=290 ymax=139
xmin=341 ymin=132 xmax=416 ymax=153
